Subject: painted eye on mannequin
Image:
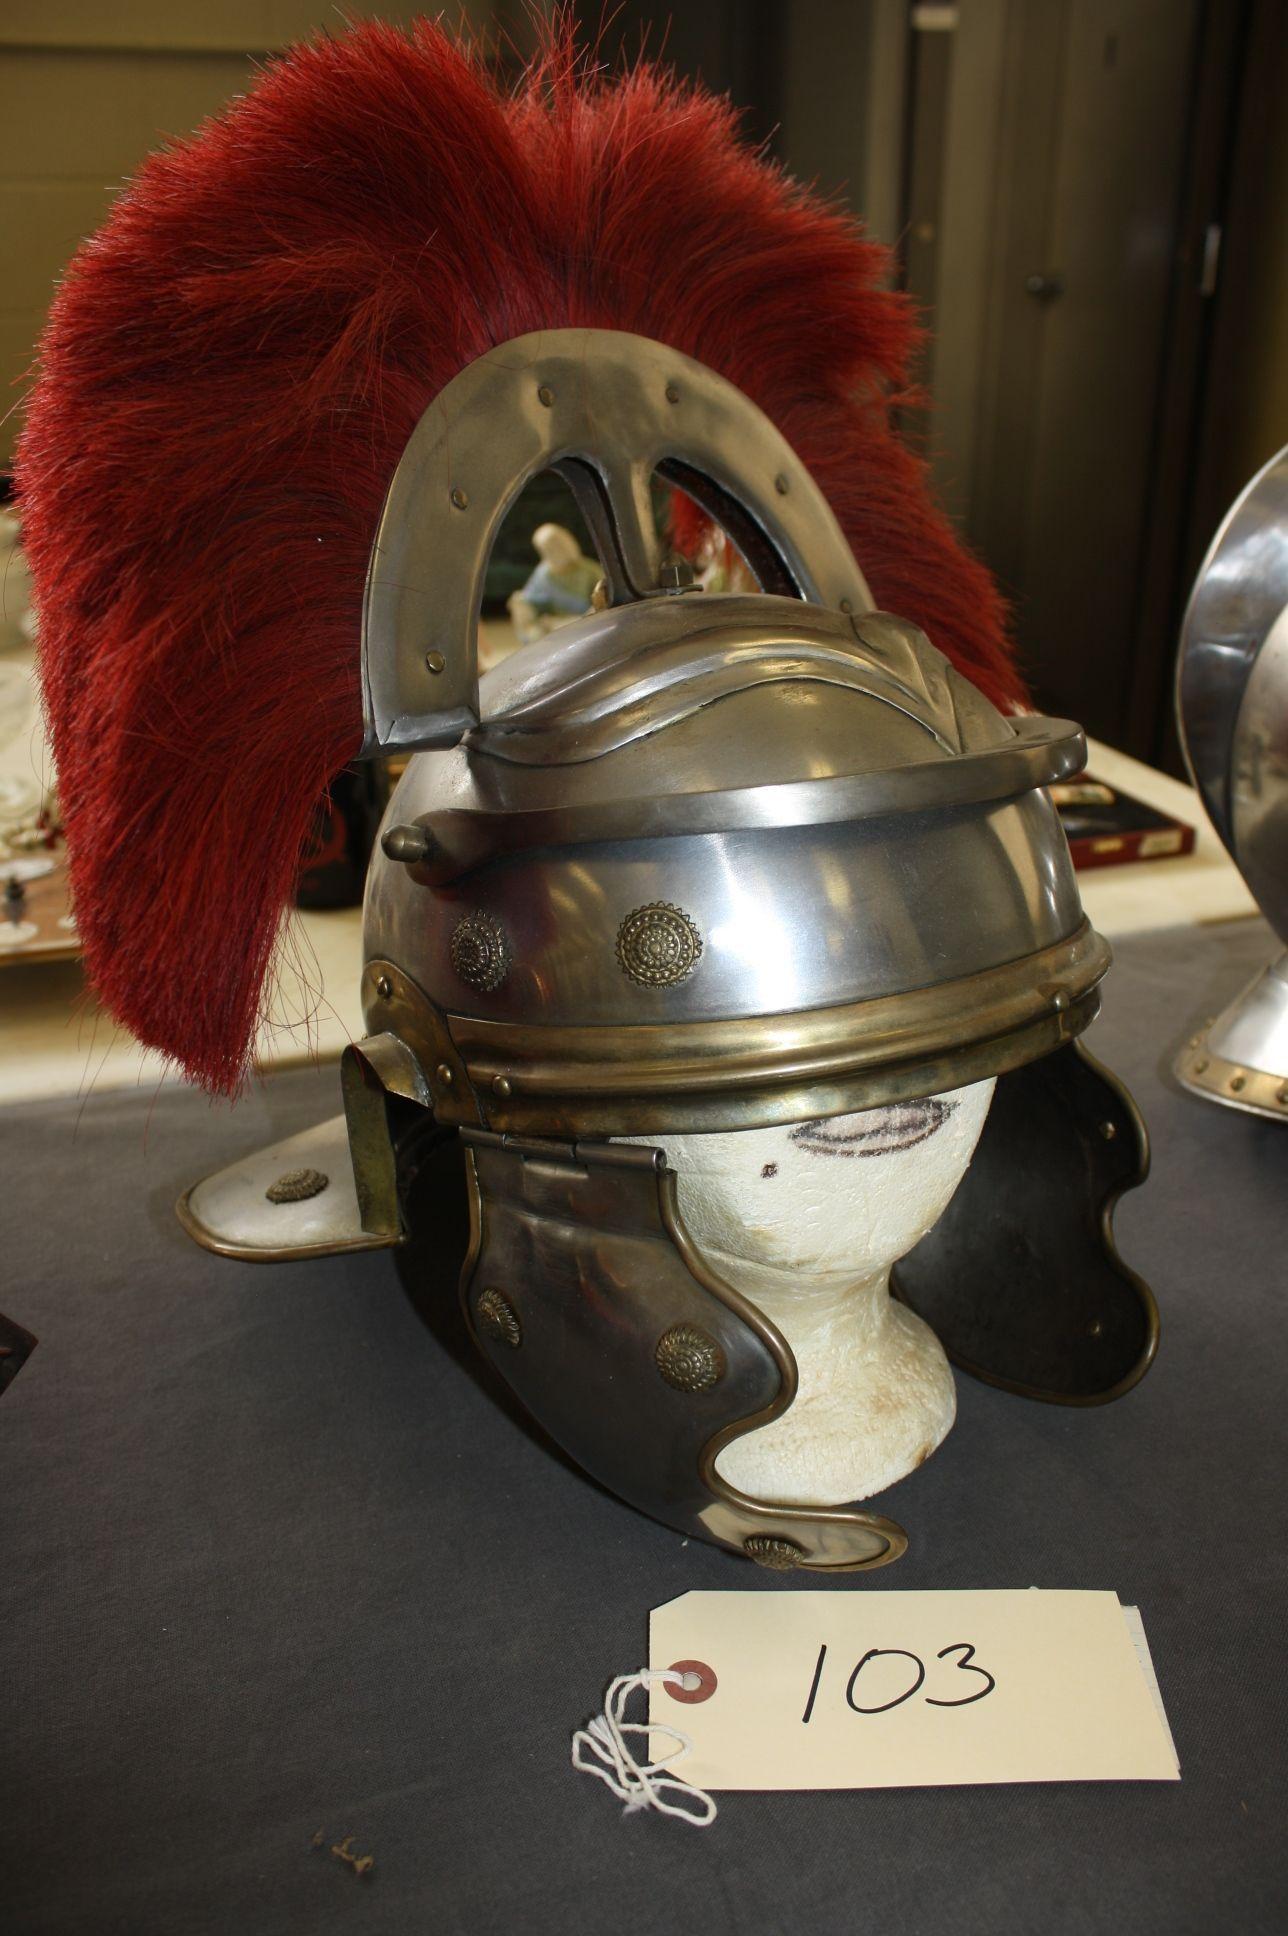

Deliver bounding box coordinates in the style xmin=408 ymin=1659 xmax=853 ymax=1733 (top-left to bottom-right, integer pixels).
xmin=788 ymin=1098 xmax=958 ymax=1157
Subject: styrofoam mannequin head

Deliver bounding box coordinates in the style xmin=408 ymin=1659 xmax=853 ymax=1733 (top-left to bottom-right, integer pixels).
xmin=618 ymin=1079 xmax=996 ymax=1507
xmin=624 ymin=1079 xmax=995 ymax=1280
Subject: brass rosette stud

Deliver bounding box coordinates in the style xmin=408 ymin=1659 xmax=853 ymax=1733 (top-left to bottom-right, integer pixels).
xmin=475 ymin=1286 xmax=522 ymax=1348
xmin=743 ymin=1535 xmax=805 ymax=1571
xmin=265 ymin=1168 xmax=329 ymax=1203
xmin=615 ymin=902 xmax=703 ymax=988
xmin=655 ymin=1323 xmax=725 ymax=1393
xmin=449 ymin=912 xmax=511 ymax=993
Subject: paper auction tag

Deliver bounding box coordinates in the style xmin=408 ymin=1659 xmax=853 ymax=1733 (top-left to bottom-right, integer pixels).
xmin=648 ymin=1590 xmax=1179 ymax=1791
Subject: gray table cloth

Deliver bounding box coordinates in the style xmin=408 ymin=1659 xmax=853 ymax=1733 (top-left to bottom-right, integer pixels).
xmin=3 ymin=916 xmax=1285 ymax=1935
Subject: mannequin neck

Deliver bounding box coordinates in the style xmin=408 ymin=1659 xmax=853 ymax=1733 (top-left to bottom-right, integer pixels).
xmin=703 ymin=1245 xmax=893 ymax=1348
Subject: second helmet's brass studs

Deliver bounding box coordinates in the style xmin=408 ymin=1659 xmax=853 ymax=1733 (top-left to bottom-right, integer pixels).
xmin=491 ymin=1074 xmax=513 ymax=1100
xmin=424 ymin=650 xmax=446 ymax=675
xmin=537 ymin=383 xmax=554 ymax=406
xmin=450 ymin=486 xmax=469 ymax=510
xmin=374 ymin=973 xmax=393 ymax=1000
xmin=665 ymin=380 xmax=681 ymax=403
xmin=435 ymin=1062 xmax=455 ymax=1088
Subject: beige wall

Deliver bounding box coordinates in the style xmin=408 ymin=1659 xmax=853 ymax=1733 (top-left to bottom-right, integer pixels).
xmin=0 ymin=2 xmax=537 ymax=467
xmin=1221 ymin=58 xmax=1288 ymax=510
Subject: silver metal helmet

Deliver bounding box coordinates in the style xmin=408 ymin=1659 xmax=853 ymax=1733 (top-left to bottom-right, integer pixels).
xmin=1175 ymin=446 xmax=1288 ymax=1122
xmin=181 ymin=329 xmax=1157 ymax=1572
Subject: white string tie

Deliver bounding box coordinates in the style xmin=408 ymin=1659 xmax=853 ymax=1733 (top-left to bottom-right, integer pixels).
xmin=571 ymin=1669 xmax=717 ymax=1828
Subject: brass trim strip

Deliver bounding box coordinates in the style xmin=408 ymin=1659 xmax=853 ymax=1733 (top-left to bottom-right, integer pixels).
xmin=456 ymin=1000 xmax=1097 ymax=1139
xmin=449 ymin=923 xmax=1109 ymax=1096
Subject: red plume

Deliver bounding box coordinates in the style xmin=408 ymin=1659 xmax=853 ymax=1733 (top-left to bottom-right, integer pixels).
xmin=16 ymin=19 xmax=1022 ymax=1094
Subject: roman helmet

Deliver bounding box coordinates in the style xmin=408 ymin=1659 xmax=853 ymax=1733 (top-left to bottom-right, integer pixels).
xmin=17 ymin=24 xmax=1156 ymax=1569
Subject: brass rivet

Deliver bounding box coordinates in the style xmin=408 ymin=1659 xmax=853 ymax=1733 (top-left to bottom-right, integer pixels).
xmin=774 ymin=474 xmax=790 ymax=495
xmin=450 ymin=486 xmax=469 ymax=510
xmin=839 ymin=597 xmax=853 ymax=614
xmin=1099 ymin=1120 xmax=1117 ymax=1140
xmin=1229 ymin=1073 xmax=1246 ymax=1093
xmin=1087 ymin=1318 xmax=1104 ymax=1338
xmin=1051 ymin=989 xmax=1069 ymax=1011
xmin=1188 ymin=1034 xmax=1202 ymax=1048
xmin=665 ymin=381 xmax=681 ymax=403
xmin=1193 ymin=1057 xmax=1209 ymax=1074
xmin=537 ymin=383 xmax=554 ymax=406
xmin=374 ymin=973 xmax=393 ymax=1000
xmin=491 ymin=1074 xmax=513 ymax=1099
xmin=425 ymin=650 xmax=446 ymax=675
xmin=435 ymin=1062 xmax=455 ymax=1088
xmin=1276 ymin=1083 xmax=1288 ymax=1106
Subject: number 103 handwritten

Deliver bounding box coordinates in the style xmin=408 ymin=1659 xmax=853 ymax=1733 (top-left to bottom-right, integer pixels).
xmin=801 ymin=1642 xmax=997 ymax=1721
